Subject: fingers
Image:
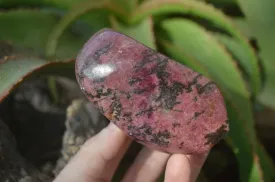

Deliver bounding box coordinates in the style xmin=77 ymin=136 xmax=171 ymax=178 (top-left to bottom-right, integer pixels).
xmin=54 ymin=122 xmax=132 ymax=182
xmin=53 ymin=121 xmax=208 ymax=182
xmin=122 ymin=147 xmax=170 ymax=182
xmin=164 ymin=152 xmax=208 ymax=182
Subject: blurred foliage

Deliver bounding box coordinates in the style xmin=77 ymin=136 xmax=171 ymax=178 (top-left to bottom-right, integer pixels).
xmin=0 ymin=0 xmax=275 ymax=181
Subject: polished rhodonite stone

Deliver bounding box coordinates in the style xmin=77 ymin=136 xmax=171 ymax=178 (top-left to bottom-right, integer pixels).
xmin=75 ymin=29 xmax=229 ymax=154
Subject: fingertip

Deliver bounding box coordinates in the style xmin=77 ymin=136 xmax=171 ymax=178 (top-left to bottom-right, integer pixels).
xmin=122 ymin=148 xmax=170 ymax=182
xmin=165 ymin=154 xmax=191 ymax=182
xmin=165 ymin=151 xmax=209 ymax=182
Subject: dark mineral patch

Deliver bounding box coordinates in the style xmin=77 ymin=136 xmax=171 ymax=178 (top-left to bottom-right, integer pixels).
xmin=204 ymin=124 xmax=228 ymax=146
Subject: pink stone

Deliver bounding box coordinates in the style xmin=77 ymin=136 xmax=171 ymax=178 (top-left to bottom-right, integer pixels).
xmin=75 ymin=29 xmax=229 ymax=154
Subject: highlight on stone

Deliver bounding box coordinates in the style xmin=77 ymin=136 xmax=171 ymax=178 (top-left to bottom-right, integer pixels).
xmin=75 ymin=28 xmax=229 ymax=154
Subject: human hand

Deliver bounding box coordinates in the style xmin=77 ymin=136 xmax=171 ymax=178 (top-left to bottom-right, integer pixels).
xmin=53 ymin=122 xmax=208 ymax=182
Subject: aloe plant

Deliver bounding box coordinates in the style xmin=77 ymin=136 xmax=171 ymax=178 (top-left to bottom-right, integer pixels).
xmin=0 ymin=0 xmax=275 ymax=181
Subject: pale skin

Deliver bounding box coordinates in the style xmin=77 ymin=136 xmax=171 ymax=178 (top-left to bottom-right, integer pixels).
xmin=54 ymin=122 xmax=209 ymax=182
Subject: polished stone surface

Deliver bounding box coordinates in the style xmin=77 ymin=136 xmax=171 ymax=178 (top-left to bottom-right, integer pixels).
xmin=75 ymin=29 xmax=228 ymax=154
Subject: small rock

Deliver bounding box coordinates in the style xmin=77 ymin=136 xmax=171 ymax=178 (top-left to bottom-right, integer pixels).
xmin=75 ymin=29 xmax=229 ymax=154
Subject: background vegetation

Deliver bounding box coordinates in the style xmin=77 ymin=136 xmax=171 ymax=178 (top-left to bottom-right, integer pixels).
xmin=0 ymin=0 xmax=275 ymax=181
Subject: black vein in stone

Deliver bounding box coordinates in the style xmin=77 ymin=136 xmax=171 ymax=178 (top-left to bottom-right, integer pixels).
xmin=110 ymin=92 xmax=122 ymax=120
xmin=204 ymin=124 xmax=228 ymax=145
xmin=191 ymin=110 xmax=205 ymax=120
xmin=198 ymin=81 xmax=216 ymax=95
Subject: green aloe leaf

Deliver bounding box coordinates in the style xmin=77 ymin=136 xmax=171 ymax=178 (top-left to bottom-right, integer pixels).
xmin=160 ymin=18 xmax=275 ymax=182
xmin=214 ymin=33 xmax=255 ymax=88
xmin=0 ymin=0 xmax=111 ymax=37
xmin=226 ymin=104 xmax=275 ymax=182
xmin=110 ymin=16 xmax=156 ymax=50
xmin=0 ymin=0 xmax=80 ymax=8
xmin=0 ymin=10 xmax=95 ymax=59
xmin=132 ymin=0 xmax=260 ymax=95
xmin=0 ymin=55 xmax=74 ymax=102
xmin=256 ymin=141 xmax=275 ymax=182
xmin=45 ymin=0 xmax=137 ymax=58
xmin=0 ymin=0 xmax=108 ymax=9
xmin=236 ymin=0 xmax=275 ymax=109
xmin=45 ymin=0 xmax=111 ymax=58
xmin=232 ymin=18 xmax=254 ymax=39
xmin=111 ymin=0 xmax=138 ymax=14
xmin=205 ymin=0 xmax=236 ymax=6
xmin=0 ymin=0 xmax=134 ymax=21
xmin=0 ymin=0 xmax=108 ymax=10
